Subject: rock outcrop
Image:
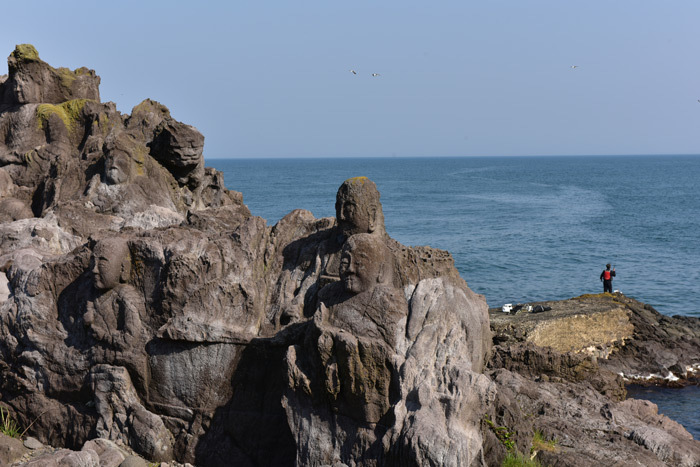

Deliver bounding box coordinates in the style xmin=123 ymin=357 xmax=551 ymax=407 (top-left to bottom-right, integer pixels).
xmin=490 ymin=293 xmax=700 ymax=386
xmin=1 ymin=44 xmax=100 ymax=106
xmin=1 ymin=44 xmax=699 ymax=467
xmin=0 ymin=45 xmax=493 ymax=466
xmin=486 ymin=293 xmax=700 ymax=466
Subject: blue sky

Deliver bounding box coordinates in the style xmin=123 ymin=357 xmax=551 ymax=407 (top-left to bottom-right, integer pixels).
xmin=2 ymin=1 xmax=700 ymax=158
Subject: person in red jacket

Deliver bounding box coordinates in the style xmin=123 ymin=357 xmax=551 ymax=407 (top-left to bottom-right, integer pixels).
xmin=600 ymin=263 xmax=616 ymax=293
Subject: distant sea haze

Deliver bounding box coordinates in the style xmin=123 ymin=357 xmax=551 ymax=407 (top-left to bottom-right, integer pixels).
xmin=210 ymin=155 xmax=700 ymax=318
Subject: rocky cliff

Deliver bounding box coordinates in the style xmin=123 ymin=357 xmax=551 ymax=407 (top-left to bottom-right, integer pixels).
xmin=0 ymin=45 xmax=699 ymax=467
xmin=0 ymin=45 xmax=491 ymax=466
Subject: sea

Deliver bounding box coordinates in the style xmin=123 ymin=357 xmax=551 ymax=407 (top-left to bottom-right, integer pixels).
xmin=209 ymin=154 xmax=700 ymax=438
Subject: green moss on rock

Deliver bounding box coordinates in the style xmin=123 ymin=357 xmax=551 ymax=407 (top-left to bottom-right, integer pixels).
xmin=132 ymin=99 xmax=171 ymax=119
xmin=36 ymin=99 xmax=91 ymax=134
xmin=23 ymin=149 xmax=36 ymax=164
xmin=133 ymin=144 xmax=148 ymax=176
xmin=92 ymin=113 xmax=112 ymax=136
xmin=12 ymin=44 xmax=40 ymax=62
xmin=56 ymin=67 xmax=77 ymax=91
xmin=345 ymin=176 xmax=368 ymax=185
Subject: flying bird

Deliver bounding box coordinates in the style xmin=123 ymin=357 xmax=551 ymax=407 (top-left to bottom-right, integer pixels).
xmin=349 ymin=69 xmax=357 ymax=75
xmin=371 ymin=73 xmax=381 ymax=77
xmin=570 ymin=65 xmax=579 ymax=69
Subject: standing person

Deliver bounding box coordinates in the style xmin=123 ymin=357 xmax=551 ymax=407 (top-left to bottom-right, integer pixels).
xmin=600 ymin=263 xmax=616 ymax=293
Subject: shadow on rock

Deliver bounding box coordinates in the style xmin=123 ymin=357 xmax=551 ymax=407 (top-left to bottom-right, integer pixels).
xmin=194 ymin=326 xmax=306 ymax=466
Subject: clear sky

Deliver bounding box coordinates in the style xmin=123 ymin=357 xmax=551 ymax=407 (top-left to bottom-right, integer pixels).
xmin=2 ymin=1 xmax=700 ymax=158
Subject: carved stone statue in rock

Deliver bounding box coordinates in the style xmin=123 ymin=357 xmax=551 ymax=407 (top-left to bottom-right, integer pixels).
xmin=280 ymin=217 xmax=494 ymax=465
xmin=0 ymin=45 xmax=496 ymax=466
xmin=326 ymin=233 xmax=406 ymax=347
xmin=284 ymin=233 xmax=409 ymax=464
xmin=84 ymin=238 xmax=148 ymax=354
xmin=270 ymin=176 xmax=389 ymax=327
xmin=336 ymin=176 xmax=386 ymax=239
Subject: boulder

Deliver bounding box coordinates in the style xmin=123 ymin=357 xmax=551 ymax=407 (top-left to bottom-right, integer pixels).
xmin=150 ymin=119 xmax=205 ymax=187
xmin=81 ymin=438 xmax=129 ymax=467
xmin=0 ymin=432 xmax=28 ymax=466
xmin=19 ymin=448 xmax=100 ymax=467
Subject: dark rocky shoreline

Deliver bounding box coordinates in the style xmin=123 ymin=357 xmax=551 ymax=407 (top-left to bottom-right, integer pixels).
xmin=490 ymin=293 xmax=700 ymax=387
xmin=484 ymin=293 xmax=700 ymax=466
xmin=1 ymin=45 xmax=699 ymax=466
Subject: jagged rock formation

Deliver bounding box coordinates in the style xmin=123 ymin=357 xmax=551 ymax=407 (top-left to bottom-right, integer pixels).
xmin=0 ymin=45 xmax=492 ymax=466
xmin=1 ymin=45 xmax=699 ymax=467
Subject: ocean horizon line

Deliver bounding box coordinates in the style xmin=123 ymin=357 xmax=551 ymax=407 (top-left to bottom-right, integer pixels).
xmin=205 ymin=153 xmax=700 ymax=161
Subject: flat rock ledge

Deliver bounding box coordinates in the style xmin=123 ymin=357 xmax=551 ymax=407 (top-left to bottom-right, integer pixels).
xmin=489 ymin=292 xmax=700 ymax=387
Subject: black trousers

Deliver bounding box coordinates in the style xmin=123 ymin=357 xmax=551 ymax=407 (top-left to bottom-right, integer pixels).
xmin=603 ymin=279 xmax=613 ymax=293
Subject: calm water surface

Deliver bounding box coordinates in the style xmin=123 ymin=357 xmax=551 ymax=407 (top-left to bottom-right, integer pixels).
xmin=210 ymin=155 xmax=700 ymax=318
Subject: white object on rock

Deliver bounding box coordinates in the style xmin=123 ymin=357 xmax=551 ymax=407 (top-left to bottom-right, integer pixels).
xmin=502 ymin=304 xmax=513 ymax=313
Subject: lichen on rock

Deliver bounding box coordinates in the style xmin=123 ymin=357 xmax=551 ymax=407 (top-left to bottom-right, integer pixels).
xmin=36 ymin=98 xmax=91 ymax=134
xmin=11 ymin=43 xmax=40 ymax=62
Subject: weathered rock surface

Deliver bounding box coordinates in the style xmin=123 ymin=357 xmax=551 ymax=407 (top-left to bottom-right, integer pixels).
xmin=1 ymin=44 xmax=699 ymax=466
xmin=0 ymin=45 xmax=493 ymax=466
xmin=485 ymin=293 xmax=700 ymax=466
xmin=0 ymin=44 xmax=100 ymax=106
xmin=484 ymin=369 xmax=700 ymax=467
xmin=490 ymin=293 xmax=700 ymax=386
xmin=0 ymin=432 xmax=28 ymax=465
xmin=3 ymin=434 xmax=194 ymax=467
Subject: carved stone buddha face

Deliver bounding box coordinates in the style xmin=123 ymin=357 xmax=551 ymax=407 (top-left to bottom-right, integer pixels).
xmin=91 ymin=238 xmax=131 ymax=290
xmin=335 ymin=177 xmax=385 ymax=239
xmin=103 ymin=133 xmax=136 ymax=185
xmin=339 ymin=234 xmax=392 ymax=294
xmin=105 ymin=150 xmax=132 ymax=185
